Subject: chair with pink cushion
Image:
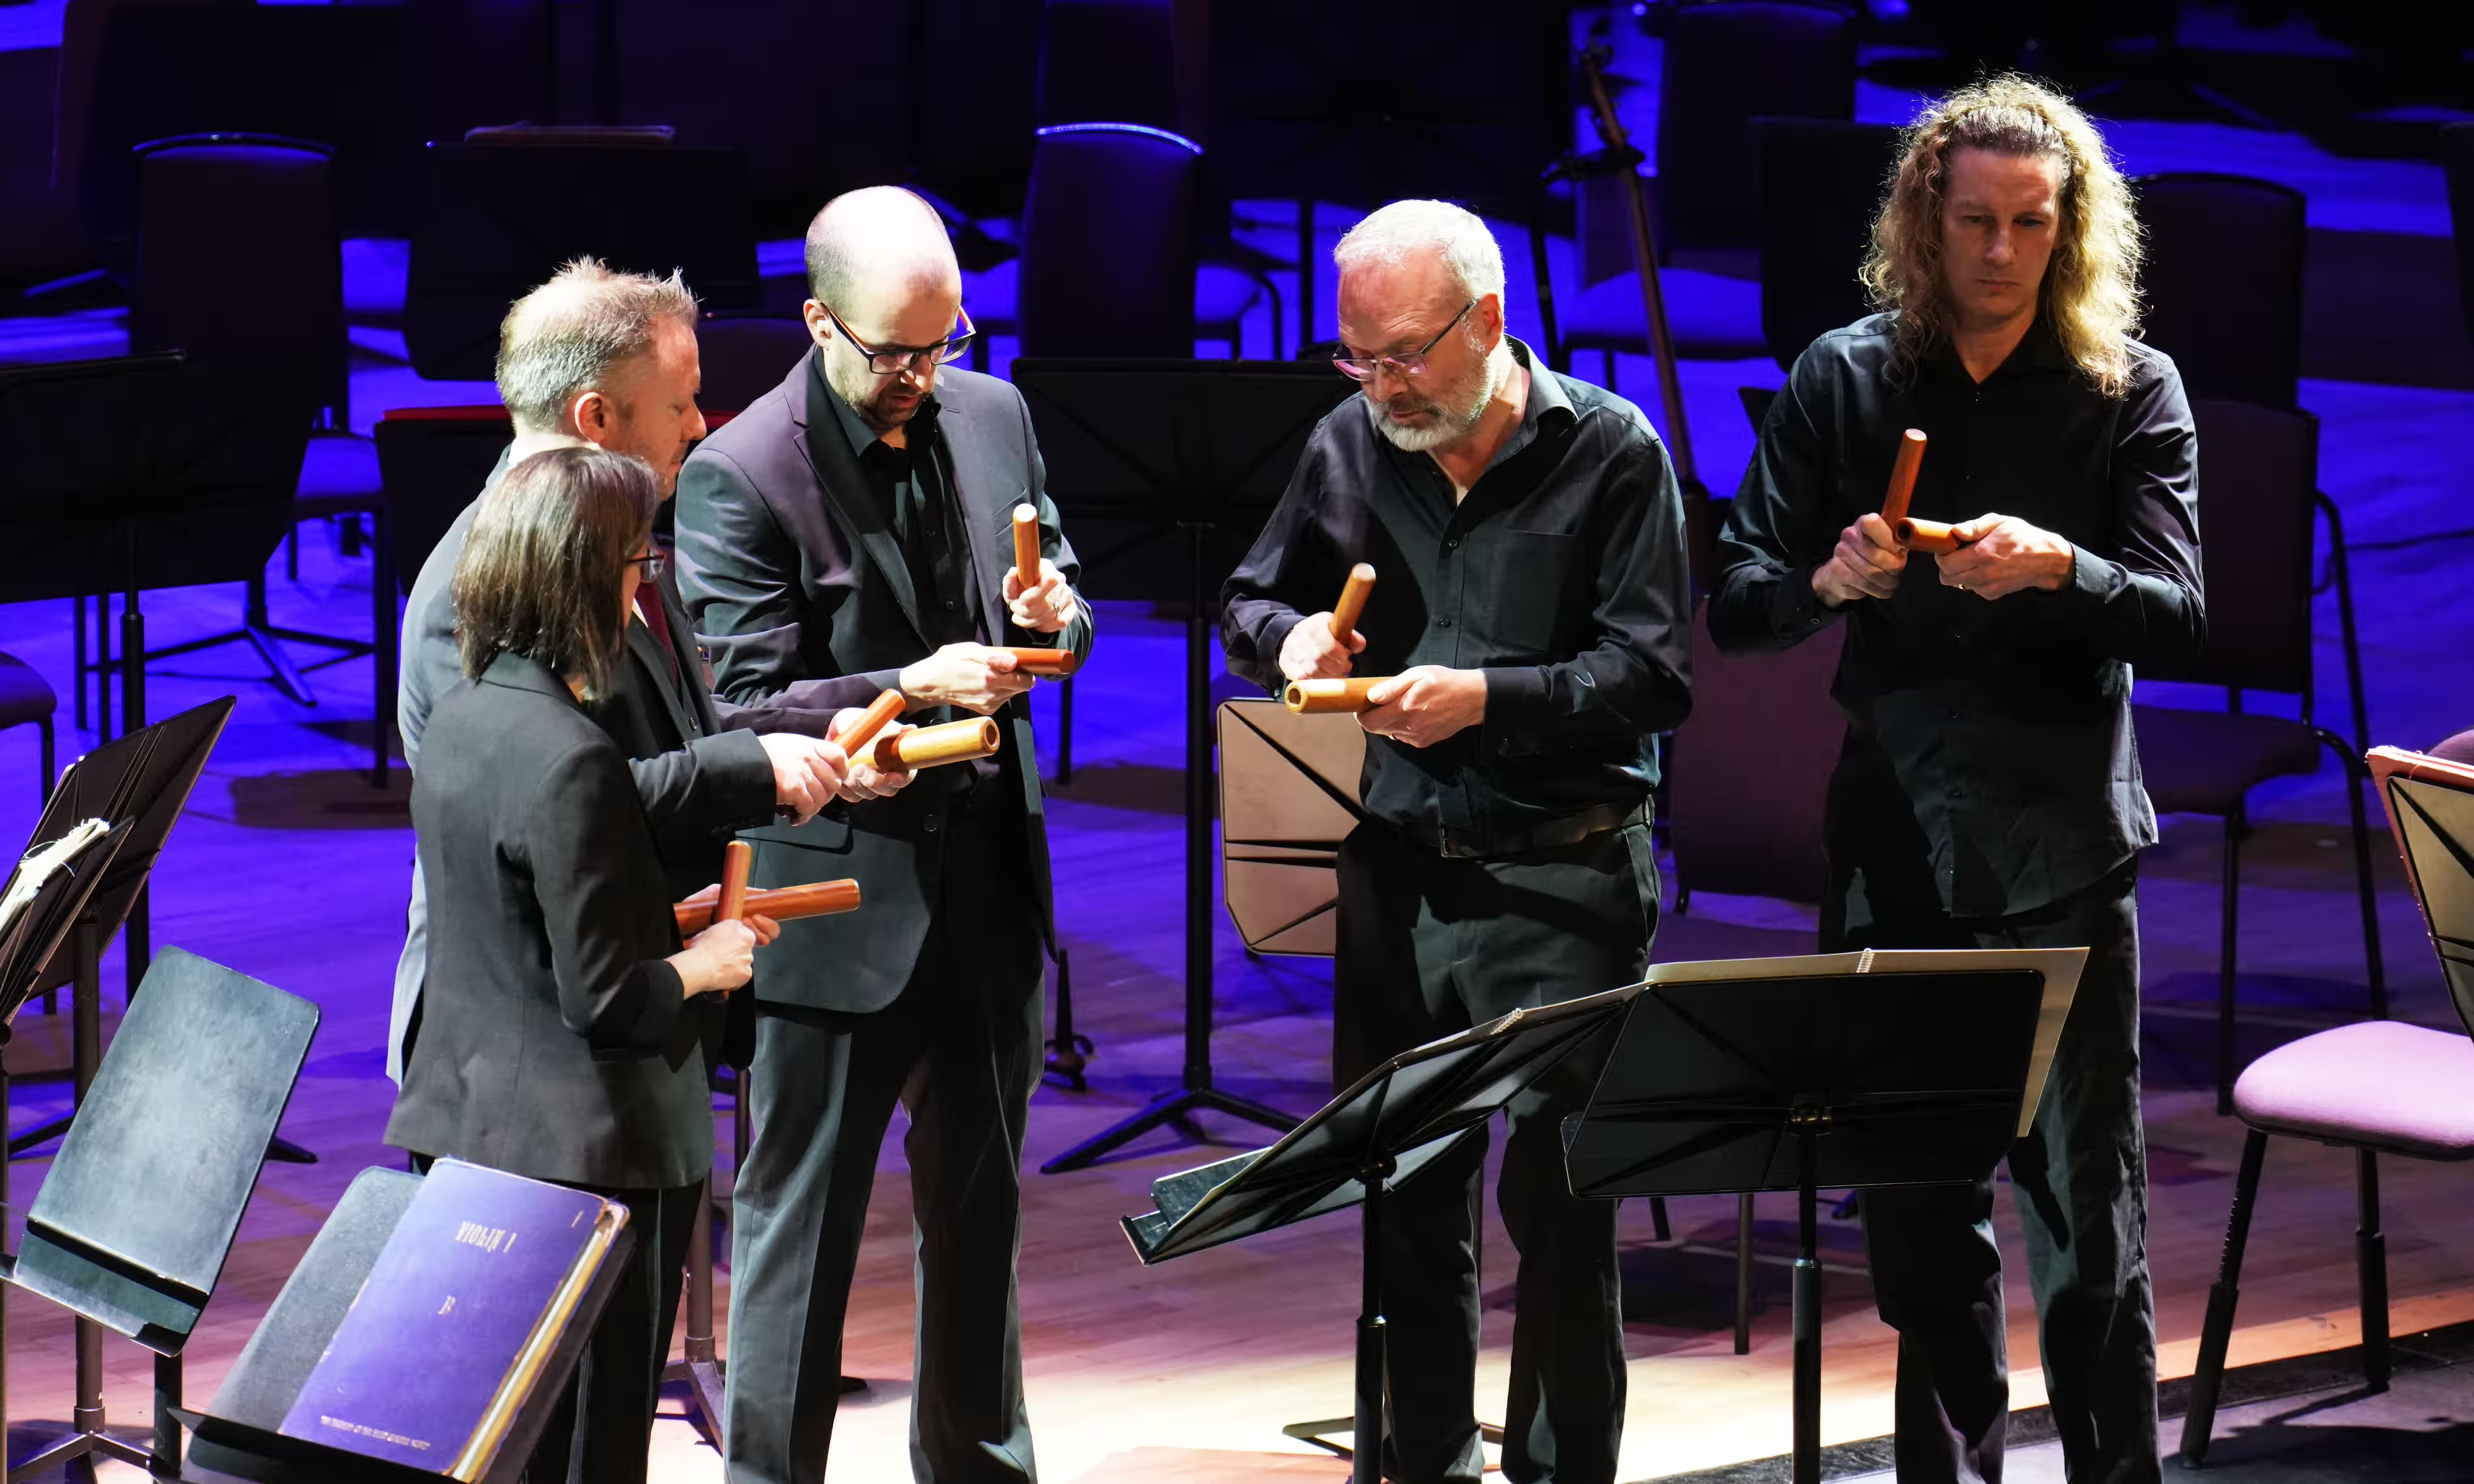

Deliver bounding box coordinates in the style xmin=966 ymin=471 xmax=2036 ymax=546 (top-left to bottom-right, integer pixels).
xmin=2178 ymin=743 xmax=2474 ymax=1464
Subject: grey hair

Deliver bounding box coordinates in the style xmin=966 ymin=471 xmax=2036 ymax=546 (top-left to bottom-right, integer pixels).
xmin=1333 ymin=199 xmax=1508 ymax=306
xmin=495 ymin=258 xmax=699 ymax=434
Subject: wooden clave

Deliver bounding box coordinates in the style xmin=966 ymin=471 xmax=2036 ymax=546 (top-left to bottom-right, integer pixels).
xmin=869 ymin=717 xmax=1002 ymax=770
xmin=1283 ymin=676 xmax=1391 ymax=714
xmin=1012 ymin=502 xmax=1042 ymax=581
xmin=833 ymin=688 xmax=908 ymax=752
xmin=1330 ymin=563 xmax=1376 ymax=640
xmin=1879 ymin=428 xmax=1927 ymax=528
xmin=674 ymin=879 xmax=863 ymax=936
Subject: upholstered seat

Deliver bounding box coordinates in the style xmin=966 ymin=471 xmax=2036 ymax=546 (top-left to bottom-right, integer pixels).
xmin=2234 ymin=1020 xmax=2474 ymax=1160
xmin=2136 ymin=706 xmax=2326 ymax=816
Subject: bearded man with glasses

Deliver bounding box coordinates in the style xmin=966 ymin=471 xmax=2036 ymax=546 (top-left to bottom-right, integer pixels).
xmin=1221 ymin=199 xmax=1693 ymax=1484
xmin=674 ymin=185 xmax=1088 ymax=1484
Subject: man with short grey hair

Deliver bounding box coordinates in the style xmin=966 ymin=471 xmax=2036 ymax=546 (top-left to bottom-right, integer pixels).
xmin=1223 ymin=199 xmax=1693 ymax=1484
xmin=390 ymin=258 xmax=883 ymax=1087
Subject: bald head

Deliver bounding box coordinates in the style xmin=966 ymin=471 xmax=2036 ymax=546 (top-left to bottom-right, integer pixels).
xmin=803 ymin=186 xmax=960 ymax=316
xmin=801 ymin=186 xmax=968 ymax=435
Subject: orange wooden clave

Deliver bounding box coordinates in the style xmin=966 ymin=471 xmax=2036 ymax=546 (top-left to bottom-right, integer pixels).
xmin=1329 ymin=563 xmax=1376 ymax=640
xmin=833 ymin=688 xmax=907 ymax=752
xmin=1894 ymin=517 xmax=1965 ymax=554
xmin=715 ymin=839 xmax=754 ymax=925
xmin=870 ymin=717 xmax=1002 ymax=771
xmin=1012 ymin=503 xmax=1042 ymax=581
xmin=1880 ymin=428 xmax=1927 ymax=528
xmin=995 ymin=648 xmax=1077 ymax=678
xmin=1284 ymin=676 xmax=1391 ymax=714
xmin=674 ymin=878 xmax=862 ymax=936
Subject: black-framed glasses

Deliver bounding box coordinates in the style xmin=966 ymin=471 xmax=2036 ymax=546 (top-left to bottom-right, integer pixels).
xmin=625 ymin=551 xmax=665 ymax=580
xmin=825 ymin=304 xmax=978 ymax=376
xmin=1332 ymin=298 xmax=1476 ymax=382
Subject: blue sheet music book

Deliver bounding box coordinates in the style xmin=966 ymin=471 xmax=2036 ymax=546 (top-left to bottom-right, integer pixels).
xmin=277 ymin=1159 xmax=628 ymax=1479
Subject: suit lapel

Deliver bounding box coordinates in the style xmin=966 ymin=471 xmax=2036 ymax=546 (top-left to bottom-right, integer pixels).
xmin=626 ymin=612 xmax=700 ymax=744
xmin=793 ymin=356 xmax=930 ymax=650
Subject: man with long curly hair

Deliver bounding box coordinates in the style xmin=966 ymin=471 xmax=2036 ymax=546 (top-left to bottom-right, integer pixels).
xmin=1711 ymin=75 xmax=2203 ymax=1484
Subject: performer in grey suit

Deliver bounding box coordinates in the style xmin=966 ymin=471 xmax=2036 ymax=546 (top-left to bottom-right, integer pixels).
xmin=389 ymin=260 xmax=867 ymax=1084
xmin=675 ymin=186 xmax=1093 ymax=1484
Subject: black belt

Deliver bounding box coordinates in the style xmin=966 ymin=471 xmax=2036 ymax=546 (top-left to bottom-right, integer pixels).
xmin=1409 ymin=798 xmax=1648 ymax=860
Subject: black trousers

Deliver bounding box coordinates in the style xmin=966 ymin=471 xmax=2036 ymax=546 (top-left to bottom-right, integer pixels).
xmin=724 ymin=815 xmax=1046 ymax=1484
xmin=1828 ymin=857 xmax=2158 ymax=1484
xmin=1334 ymin=816 xmax=1661 ymax=1484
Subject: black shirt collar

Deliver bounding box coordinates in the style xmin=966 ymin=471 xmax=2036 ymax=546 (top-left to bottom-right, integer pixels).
xmin=1919 ymin=312 xmax=2076 ymax=383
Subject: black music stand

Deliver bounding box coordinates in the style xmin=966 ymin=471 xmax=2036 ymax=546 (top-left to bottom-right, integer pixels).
xmin=1014 ymin=359 xmax=1355 ymax=1173
xmin=0 ymin=353 xmax=309 ymax=748
xmin=0 ymin=946 xmax=320 ymax=1481
xmin=174 ymin=1166 xmax=637 ymax=1484
xmin=1564 ymin=950 xmax=2087 ymax=1484
xmin=1124 ymin=983 xmax=1634 ymax=1483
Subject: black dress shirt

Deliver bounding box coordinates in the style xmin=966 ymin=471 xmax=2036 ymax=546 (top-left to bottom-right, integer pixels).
xmin=1711 ymin=312 xmax=2204 ymax=920
xmin=825 ymin=372 xmax=1000 ymax=797
xmin=1221 ymin=339 xmax=1694 ymax=857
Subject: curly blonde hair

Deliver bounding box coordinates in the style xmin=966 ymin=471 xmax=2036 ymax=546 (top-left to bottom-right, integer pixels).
xmin=1861 ymin=74 xmax=2143 ymax=397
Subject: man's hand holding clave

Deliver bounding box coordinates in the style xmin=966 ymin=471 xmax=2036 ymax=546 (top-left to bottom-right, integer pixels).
xmin=1004 ymin=559 xmax=1081 ymax=633
xmin=1934 ymin=514 xmax=2074 ymax=600
xmin=1359 ymin=666 xmax=1486 ymax=749
xmin=1279 ymin=613 xmax=1365 ymax=682
xmin=757 ymin=734 xmax=852 ymax=823
xmin=1811 ymin=513 xmax=1906 ymax=607
xmin=826 ymin=704 xmax=916 ymax=801
xmin=899 ymin=642 xmax=1035 ymax=716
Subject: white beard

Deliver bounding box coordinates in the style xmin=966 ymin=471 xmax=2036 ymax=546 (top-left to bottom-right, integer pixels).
xmin=1363 ymin=338 xmax=1507 ymax=452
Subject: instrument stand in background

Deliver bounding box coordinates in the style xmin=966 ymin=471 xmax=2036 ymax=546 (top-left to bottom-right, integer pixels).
xmin=1011 ymin=360 xmax=1354 ymax=1174
xmin=1533 ymin=44 xmax=1718 ymax=588
xmin=1564 ymin=954 xmax=2082 ymax=1484
xmin=1124 ymin=986 xmax=1634 ymax=1483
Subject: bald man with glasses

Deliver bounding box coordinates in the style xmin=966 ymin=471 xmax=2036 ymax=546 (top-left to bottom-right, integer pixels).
xmin=673 ymin=186 xmax=1091 ymax=1484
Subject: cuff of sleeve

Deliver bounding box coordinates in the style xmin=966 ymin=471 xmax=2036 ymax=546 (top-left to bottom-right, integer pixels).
xmin=1784 ymin=562 xmax=1841 ymax=633
xmin=1480 ymin=666 xmax=1548 ymax=752
xmin=702 ymin=729 xmax=779 ymax=829
xmin=606 ymin=959 xmax=687 ymax=1052
xmin=1258 ymin=613 xmax=1304 ymax=677
xmin=2064 ymin=543 xmax=2127 ymax=605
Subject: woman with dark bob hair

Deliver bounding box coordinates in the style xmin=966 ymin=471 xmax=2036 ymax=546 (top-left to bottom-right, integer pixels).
xmin=387 ymin=445 xmax=773 ymax=1483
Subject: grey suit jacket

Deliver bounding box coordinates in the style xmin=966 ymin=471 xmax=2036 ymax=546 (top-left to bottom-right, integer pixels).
xmin=674 ymin=350 xmax=1094 ymax=1013
xmin=387 ymin=447 xmax=779 ymax=1081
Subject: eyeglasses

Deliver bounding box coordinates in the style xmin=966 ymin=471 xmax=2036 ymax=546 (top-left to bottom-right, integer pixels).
xmin=1332 ymin=299 xmax=1477 ymax=382
xmin=825 ymin=305 xmax=978 ymax=376
xmin=624 ymin=551 xmax=665 ymax=580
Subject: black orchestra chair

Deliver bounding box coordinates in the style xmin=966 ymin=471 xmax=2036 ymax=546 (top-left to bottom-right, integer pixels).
xmin=2135 ymin=173 xmax=2306 ymax=409
xmin=125 ymin=133 xmax=393 ymax=780
xmin=0 ymin=653 xmax=59 ymax=810
xmin=2130 ymin=398 xmax=2382 ymax=1115
xmin=2177 ymin=739 xmax=2474 ymax=1466
xmin=1752 ymin=117 xmax=1901 ymax=369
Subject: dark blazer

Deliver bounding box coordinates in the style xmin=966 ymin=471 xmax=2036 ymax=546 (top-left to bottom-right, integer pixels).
xmin=387 ymin=653 xmax=713 ymax=1190
xmin=674 ymin=350 xmax=1094 ymax=1013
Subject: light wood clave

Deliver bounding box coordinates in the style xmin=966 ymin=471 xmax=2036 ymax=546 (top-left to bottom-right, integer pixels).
xmin=869 ymin=717 xmax=1001 ymax=771
xmin=1329 ymin=564 xmax=1376 ymax=640
xmin=1284 ymin=676 xmax=1388 ymax=714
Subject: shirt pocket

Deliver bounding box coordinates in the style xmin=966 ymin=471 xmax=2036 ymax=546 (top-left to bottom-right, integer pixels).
xmin=1479 ymin=530 xmax=1583 ymax=659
